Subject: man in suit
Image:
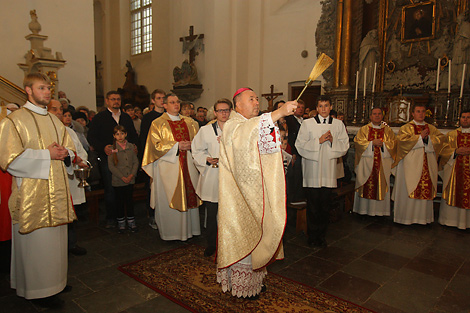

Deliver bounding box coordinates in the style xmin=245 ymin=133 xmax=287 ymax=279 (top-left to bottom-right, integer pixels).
xmin=87 ymin=91 xmax=138 ymax=228
xmin=285 ymin=99 xmax=305 ymax=202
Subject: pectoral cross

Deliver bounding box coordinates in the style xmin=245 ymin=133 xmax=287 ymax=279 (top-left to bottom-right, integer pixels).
xmin=262 ymin=85 xmax=283 ymax=112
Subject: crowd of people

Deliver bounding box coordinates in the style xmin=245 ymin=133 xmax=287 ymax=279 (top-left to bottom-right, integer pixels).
xmin=1 ymin=73 xmax=470 ymax=308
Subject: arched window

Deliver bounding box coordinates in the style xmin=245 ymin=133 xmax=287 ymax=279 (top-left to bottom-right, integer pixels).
xmin=131 ymin=0 xmax=152 ymax=55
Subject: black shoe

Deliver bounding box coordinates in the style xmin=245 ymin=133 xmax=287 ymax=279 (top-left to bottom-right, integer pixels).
xmin=69 ymin=245 xmax=87 ymax=256
xmin=246 ymin=294 xmax=260 ymax=300
xmin=308 ymin=239 xmax=324 ymax=248
xmin=60 ymin=285 xmax=72 ymax=294
xmin=204 ymin=246 xmax=216 ymax=257
xmin=320 ymin=238 xmax=328 ymax=247
xmin=261 ymin=285 xmax=267 ymax=293
xmin=31 ymin=295 xmax=64 ymax=309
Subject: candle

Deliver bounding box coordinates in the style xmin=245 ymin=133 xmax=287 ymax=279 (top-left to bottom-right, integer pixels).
xmin=448 ymin=60 xmax=452 ymax=94
xmin=372 ymin=62 xmax=377 ymax=93
xmin=363 ymin=68 xmax=367 ymax=98
xmin=355 ymin=70 xmax=359 ymax=100
xmin=436 ymin=58 xmax=440 ymax=91
xmin=460 ymin=64 xmax=466 ymax=98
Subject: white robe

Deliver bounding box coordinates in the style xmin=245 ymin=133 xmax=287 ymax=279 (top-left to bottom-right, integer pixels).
xmin=191 ymin=122 xmax=221 ymax=202
xmin=8 ymin=102 xmax=71 ymax=299
xmin=353 ymin=127 xmax=393 ymax=216
xmin=295 ymin=117 xmax=349 ymax=188
xmin=392 ymin=136 xmax=436 ymax=225
xmin=66 ymin=127 xmax=87 ymax=205
xmin=143 ymin=114 xmax=200 ymax=241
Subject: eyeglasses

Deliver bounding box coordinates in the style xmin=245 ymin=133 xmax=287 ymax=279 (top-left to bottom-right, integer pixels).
xmin=215 ymin=109 xmax=231 ymax=113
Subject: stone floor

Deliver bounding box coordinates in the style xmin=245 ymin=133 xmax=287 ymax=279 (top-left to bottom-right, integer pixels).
xmin=1 ymin=200 xmax=470 ymax=313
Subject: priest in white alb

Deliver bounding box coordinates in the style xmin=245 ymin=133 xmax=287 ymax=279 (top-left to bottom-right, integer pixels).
xmin=392 ymin=104 xmax=445 ymax=225
xmin=438 ymin=110 xmax=470 ymax=229
xmin=353 ymin=108 xmax=397 ymax=216
xmin=0 ymin=73 xmax=76 ymax=309
xmin=142 ymin=93 xmax=201 ymax=241
xmin=217 ymin=88 xmax=297 ymax=300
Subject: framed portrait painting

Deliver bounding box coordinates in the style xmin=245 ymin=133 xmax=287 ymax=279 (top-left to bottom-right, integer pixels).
xmin=401 ymin=1 xmax=436 ymax=43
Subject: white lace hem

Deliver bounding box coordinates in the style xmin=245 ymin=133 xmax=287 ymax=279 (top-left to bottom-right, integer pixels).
xmin=216 ymin=263 xmax=267 ymax=298
xmin=258 ymin=113 xmax=281 ymax=155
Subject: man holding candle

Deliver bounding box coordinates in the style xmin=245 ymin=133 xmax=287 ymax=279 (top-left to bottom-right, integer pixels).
xmin=438 ymin=110 xmax=470 ymax=229
xmin=353 ymin=108 xmax=397 ymax=216
xmin=392 ymin=104 xmax=445 ymax=225
xmin=295 ymin=96 xmax=349 ymax=247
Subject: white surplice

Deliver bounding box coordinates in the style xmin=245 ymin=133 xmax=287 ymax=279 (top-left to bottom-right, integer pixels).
xmin=143 ymin=114 xmax=200 ymax=241
xmin=295 ymin=117 xmax=349 ymax=188
xmin=191 ymin=122 xmax=221 ymax=202
xmin=65 ymin=127 xmax=87 ymax=205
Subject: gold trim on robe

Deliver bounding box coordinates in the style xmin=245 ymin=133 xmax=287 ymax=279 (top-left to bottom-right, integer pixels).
xmin=441 ymin=129 xmax=470 ymax=209
xmin=0 ymin=108 xmax=76 ymax=234
xmin=142 ymin=113 xmax=202 ymax=212
xmin=354 ymin=123 xmax=397 ymax=201
xmin=217 ymin=113 xmax=285 ymax=271
xmin=392 ymin=121 xmax=445 ymax=200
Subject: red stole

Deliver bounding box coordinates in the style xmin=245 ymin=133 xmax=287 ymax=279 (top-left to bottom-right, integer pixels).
xmin=168 ymin=120 xmax=198 ymax=209
xmin=362 ymin=127 xmax=384 ymax=200
xmin=0 ymin=170 xmax=12 ymax=241
xmin=453 ymin=131 xmax=470 ymax=209
xmin=410 ymin=124 xmax=433 ymax=200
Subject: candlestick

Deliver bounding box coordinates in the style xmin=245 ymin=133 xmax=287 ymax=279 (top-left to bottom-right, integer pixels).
xmin=361 ymin=95 xmax=367 ymax=124
xmin=352 ymin=99 xmax=359 ymax=124
xmin=436 ymin=58 xmax=440 ymax=91
xmin=448 ymin=60 xmax=452 ymax=94
xmin=456 ymin=97 xmax=463 ymax=127
xmin=443 ymin=92 xmax=451 ymax=127
xmin=372 ymin=62 xmax=377 ymax=93
xmin=355 ymin=70 xmax=359 ymax=100
xmin=460 ymin=64 xmax=466 ymax=98
xmin=433 ymin=91 xmax=439 ymax=127
xmin=363 ymin=68 xmax=367 ymax=98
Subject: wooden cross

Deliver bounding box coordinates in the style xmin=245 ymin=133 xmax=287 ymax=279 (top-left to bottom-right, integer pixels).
xmin=179 ymin=26 xmax=204 ymax=64
xmin=261 ymin=85 xmax=283 ymax=112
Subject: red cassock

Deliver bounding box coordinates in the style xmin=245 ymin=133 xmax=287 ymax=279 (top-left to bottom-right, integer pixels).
xmin=0 ymin=170 xmax=12 ymax=241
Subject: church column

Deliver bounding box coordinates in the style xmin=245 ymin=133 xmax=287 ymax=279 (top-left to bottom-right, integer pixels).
xmin=339 ymin=0 xmax=353 ymax=87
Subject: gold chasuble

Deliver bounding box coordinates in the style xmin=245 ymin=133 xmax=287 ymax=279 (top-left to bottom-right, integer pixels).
xmin=393 ymin=122 xmax=445 ymax=200
xmin=217 ymin=113 xmax=285 ymax=271
xmin=0 ymin=107 xmax=76 ymax=234
xmin=142 ymin=113 xmax=201 ymax=211
xmin=354 ymin=124 xmax=396 ymax=201
xmin=440 ymin=129 xmax=470 ymax=209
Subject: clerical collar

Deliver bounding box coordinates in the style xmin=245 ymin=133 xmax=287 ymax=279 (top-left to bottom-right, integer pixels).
xmin=462 ymin=127 xmax=470 ymax=133
xmin=25 ymin=101 xmax=47 ymax=115
xmin=413 ymin=120 xmax=425 ymax=126
xmin=371 ymin=123 xmax=382 ymax=129
xmin=167 ymin=113 xmax=180 ymax=121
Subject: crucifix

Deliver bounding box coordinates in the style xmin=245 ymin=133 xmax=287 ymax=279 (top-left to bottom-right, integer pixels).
xmin=179 ymin=26 xmax=204 ymax=64
xmin=261 ymin=85 xmax=283 ymax=112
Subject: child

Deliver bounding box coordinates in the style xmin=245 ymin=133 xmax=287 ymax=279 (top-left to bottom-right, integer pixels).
xmin=108 ymin=125 xmax=139 ymax=233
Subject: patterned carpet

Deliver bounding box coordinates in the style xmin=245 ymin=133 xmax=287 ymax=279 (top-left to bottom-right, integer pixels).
xmin=118 ymin=245 xmax=375 ymax=313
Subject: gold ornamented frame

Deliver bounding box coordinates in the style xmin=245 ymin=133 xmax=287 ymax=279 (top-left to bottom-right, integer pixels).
xmin=401 ymin=1 xmax=436 ymax=43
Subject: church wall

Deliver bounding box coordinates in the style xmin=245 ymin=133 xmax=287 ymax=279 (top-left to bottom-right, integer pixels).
xmin=0 ymin=0 xmax=96 ymax=109
xmin=99 ymin=0 xmax=322 ymax=110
